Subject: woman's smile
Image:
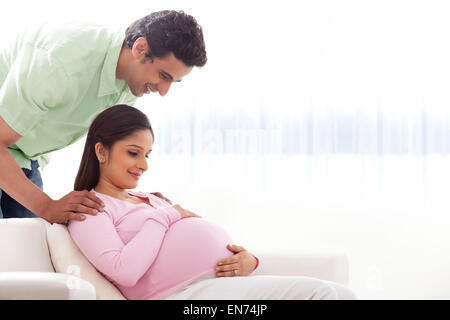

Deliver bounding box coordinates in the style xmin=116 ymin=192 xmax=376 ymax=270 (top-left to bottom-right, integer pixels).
xmin=128 ymin=171 xmax=141 ymax=179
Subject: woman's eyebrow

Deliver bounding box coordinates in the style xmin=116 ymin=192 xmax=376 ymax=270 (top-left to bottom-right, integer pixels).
xmin=127 ymin=144 xmax=143 ymax=149
xmin=126 ymin=144 xmax=152 ymax=152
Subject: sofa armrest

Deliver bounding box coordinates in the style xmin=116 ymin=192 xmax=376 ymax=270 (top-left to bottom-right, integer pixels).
xmin=252 ymin=252 xmax=349 ymax=285
xmin=0 ymin=272 xmax=96 ymax=300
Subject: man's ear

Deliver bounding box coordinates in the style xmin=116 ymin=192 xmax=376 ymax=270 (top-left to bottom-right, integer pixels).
xmin=132 ymin=37 xmax=152 ymax=61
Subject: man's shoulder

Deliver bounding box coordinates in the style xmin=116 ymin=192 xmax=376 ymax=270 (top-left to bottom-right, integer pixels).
xmin=37 ymin=21 xmax=122 ymax=49
xmin=22 ymin=20 xmax=124 ymax=66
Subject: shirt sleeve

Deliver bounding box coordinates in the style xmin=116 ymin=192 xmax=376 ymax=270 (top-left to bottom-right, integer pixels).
xmin=68 ymin=207 xmax=181 ymax=287
xmin=0 ymin=44 xmax=73 ymax=136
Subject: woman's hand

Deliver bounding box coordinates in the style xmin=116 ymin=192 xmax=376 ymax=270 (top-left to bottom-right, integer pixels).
xmin=215 ymin=244 xmax=258 ymax=277
xmin=150 ymin=192 xmax=172 ymax=204
xmin=172 ymin=204 xmax=202 ymax=218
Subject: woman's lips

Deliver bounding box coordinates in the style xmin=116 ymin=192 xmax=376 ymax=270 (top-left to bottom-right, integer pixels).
xmin=128 ymin=171 xmax=141 ymax=179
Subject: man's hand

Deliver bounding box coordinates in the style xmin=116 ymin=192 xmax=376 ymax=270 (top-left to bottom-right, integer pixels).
xmin=150 ymin=192 xmax=172 ymax=204
xmin=39 ymin=190 xmax=105 ymax=224
xmin=215 ymin=244 xmax=258 ymax=277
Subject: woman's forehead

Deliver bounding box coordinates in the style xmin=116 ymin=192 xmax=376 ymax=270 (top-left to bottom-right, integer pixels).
xmin=119 ymin=130 xmax=153 ymax=147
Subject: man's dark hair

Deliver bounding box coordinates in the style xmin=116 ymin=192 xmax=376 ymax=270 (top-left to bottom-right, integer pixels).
xmin=124 ymin=10 xmax=207 ymax=67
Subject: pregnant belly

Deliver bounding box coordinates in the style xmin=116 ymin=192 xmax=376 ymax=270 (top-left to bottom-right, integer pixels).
xmin=146 ymin=218 xmax=234 ymax=288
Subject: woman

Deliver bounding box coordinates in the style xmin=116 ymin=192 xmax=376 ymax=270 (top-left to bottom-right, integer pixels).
xmin=68 ymin=105 xmax=356 ymax=300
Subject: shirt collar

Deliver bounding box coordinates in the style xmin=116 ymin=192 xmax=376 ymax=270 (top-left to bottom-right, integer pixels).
xmin=98 ymin=29 xmax=130 ymax=97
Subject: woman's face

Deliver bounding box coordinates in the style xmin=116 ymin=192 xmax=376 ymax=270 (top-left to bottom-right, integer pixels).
xmin=98 ymin=129 xmax=153 ymax=190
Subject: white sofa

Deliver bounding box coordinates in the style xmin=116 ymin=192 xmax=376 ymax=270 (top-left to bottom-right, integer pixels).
xmin=0 ymin=217 xmax=350 ymax=300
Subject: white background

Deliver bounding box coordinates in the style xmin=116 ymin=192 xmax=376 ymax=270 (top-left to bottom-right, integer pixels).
xmin=2 ymin=0 xmax=450 ymax=299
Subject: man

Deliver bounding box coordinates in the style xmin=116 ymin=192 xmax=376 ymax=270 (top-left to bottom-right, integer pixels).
xmin=0 ymin=10 xmax=207 ymax=224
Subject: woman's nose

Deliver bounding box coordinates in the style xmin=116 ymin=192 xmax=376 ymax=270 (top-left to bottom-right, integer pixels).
xmin=138 ymin=157 xmax=148 ymax=171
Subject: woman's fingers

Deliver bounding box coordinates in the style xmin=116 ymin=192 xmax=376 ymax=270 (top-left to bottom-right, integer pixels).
xmin=188 ymin=210 xmax=202 ymax=218
xmin=215 ymin=263 xmax=238 ymax=272
xmin=215 ymin=263 xmax=240 ymax=277
xmin=183 ymin=208 xmax=201 ymax=218
xmin=216 ymin=270 xmax=239 ymax=277
xmin=151 ymin=192 xmax=172 ymax=204
xmin=216 ymin=253 xmax=243 ymax=277
xmin=217 ymin=255 xmax=238 ymax=266
xmin=226 ymin=244 xmax=245 ymax=253
xmin=216 ymin=249 xmax=256 ymax=277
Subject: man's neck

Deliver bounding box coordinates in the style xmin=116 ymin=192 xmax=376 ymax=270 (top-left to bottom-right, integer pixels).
xmin=115 ymin=45 xmax=131 ymax=81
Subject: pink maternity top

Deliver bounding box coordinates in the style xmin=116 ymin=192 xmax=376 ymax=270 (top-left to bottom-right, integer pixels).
xmin=68 ymin=190 xmax=258 ymax=299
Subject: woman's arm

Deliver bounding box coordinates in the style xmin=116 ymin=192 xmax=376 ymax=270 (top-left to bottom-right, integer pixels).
xmin=68 ymin=207 xmax=181 ymax=287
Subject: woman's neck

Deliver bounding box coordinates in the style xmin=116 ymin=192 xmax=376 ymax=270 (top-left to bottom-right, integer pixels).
xmin=93 ymin=181 xmax=130 ymax=201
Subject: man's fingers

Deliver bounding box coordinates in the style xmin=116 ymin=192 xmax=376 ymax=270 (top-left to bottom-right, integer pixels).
xmin=70 ymin=196 xmax=104 ymax=212
xmin=84 ymin=191 xmax=105 ymax=209
xmin=67 ymin=203 xmax=99 ymax=215
xmin=69 ymin=192 xmax=104 ymax=212
xmin=76 ymin=191 xmax=105 ymax=209
xmin=67 ymin=212 xmax=86 ymax=222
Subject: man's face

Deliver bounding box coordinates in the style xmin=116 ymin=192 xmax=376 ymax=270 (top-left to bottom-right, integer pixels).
xmin=124 ymin=38 xmax=193 ymax=97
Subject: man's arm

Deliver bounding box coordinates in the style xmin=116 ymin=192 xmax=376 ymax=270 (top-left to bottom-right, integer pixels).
xmin=0 ymin=116 xmax=104 ymax=223
xmin=0 ymin=115 xmax=51 ymax=217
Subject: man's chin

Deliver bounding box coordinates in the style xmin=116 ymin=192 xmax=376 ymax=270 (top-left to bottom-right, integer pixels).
xmin=129 ymin=87 xmax=143 ymax=97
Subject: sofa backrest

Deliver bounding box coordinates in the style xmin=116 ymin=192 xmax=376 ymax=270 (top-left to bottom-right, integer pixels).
xmin=0 ymin=218 xmax=55 ymax=272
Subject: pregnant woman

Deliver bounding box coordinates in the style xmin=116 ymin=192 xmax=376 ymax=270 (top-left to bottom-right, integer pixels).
xmin=68 ymin=105 xmax=356 ymax=300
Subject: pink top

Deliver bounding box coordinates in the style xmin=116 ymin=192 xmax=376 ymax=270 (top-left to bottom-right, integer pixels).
xmin=68 ymin=190 xmax=253 ymax=299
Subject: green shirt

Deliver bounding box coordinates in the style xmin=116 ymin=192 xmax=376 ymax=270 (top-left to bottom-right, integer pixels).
xmin=0 ymin=21 xmax=137 ymax=170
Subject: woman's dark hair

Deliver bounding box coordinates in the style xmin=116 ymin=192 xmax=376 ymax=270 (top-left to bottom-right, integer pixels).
xmin=74 ymin=105 xmax=153 ymax=191
xmin=124 ymin=10 xmax=207 ymax=67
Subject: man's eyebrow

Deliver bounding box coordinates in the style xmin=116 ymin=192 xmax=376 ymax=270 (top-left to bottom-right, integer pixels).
xmin=126 ymin=144 xmax=152 ymax=152
xmin=160 ymin=70 xmax=181 ymax=82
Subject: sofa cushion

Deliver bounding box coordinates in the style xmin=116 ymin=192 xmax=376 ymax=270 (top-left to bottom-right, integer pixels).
xmin=43 ymin=219 xmax=125 ymax=300
xmin=0 ymin=218 xmax=54 ymax=272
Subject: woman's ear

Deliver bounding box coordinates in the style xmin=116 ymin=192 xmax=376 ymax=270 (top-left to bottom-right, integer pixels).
xmin=95 ymin=142 xmax=107 ymax=164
